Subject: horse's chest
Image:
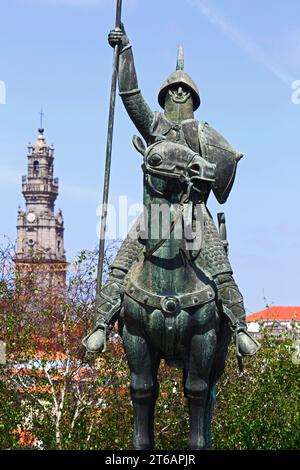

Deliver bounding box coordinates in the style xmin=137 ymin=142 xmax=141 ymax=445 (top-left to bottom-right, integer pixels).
xmin=126 ymin=254 xmax=210 ymax=298
xmin=123 ymin=294 xmax=218 ymax=358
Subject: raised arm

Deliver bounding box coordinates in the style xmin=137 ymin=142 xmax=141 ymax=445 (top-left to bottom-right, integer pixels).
xmin=108 ymin=25 xmax=154 ymax=142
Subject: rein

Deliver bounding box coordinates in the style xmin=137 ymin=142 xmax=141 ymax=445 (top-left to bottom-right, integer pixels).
xmin=144 ymin=203 xmax=185 ymax=260
xmin=143 ymin=169 xmax=203 ymax=260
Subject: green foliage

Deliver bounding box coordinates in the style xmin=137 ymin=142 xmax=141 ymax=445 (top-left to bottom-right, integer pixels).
xmin=0 ymin=376 xmax=21 ymax=449
xmin=212 ymin=329 xmax=300 ymax=450
xmin=90 ymin=331 xmax=300 ymax=450
xmin=1 ymin=327 xmax=299 ymax=450
xmin=67 ymin=329 xmax=300 ymax=451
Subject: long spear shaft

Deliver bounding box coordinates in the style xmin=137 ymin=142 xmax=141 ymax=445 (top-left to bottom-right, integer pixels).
xmin=96 ymin=0 xmax=122 ymax=301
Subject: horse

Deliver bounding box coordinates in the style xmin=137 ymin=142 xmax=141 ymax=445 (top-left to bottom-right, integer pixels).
xmin=118 ymin=136 xmax=232 ymax=450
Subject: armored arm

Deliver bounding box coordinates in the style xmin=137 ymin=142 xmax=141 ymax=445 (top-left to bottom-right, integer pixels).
xmin=109 ymin=26 xmax=154 ymax=141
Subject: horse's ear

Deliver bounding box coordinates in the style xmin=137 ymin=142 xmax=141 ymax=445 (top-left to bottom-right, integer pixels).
xmin=132 ymin=135 xmax=146 ymax=156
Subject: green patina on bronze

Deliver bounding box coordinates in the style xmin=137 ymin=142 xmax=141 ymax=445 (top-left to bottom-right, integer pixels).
xmin=82 ymin=19 xmax=260 ymax=450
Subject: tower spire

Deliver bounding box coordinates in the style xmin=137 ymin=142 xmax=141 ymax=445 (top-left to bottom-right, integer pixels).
xmin=38 ymin=109 xmax=45 ymax=144
xmin=14 ymin=122 xmax=67 ymax=296
xmin=176 ymin=45 xmax=184 ymax=71
xmin=39 ymin=108 xmax=44 ymax=132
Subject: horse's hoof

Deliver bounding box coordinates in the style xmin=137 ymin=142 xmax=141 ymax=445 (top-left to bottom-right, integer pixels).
xmin=189 ymin=438 xmax=206 ymax=450
xmin=134 ymin=446 xmax=153 ymax=450
xmin=133 ymin=441 xmax=154 ymax=450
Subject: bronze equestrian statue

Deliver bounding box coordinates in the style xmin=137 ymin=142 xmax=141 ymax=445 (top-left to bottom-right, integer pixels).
xmin=83 ymin=24 xmax=259 ymax=450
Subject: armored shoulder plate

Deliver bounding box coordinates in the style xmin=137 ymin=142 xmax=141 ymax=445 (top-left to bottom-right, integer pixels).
xmin=199 ymin=121 xmax=244 ymax=204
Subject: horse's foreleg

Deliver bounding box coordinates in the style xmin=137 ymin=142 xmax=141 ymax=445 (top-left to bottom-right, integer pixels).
xmin=203 ymin=384 xmax=217 ymax=449
xmin=184 ymin=329 xmax=217 ymax=450
xmin=122 ymin=325 xmax=160 ymax=450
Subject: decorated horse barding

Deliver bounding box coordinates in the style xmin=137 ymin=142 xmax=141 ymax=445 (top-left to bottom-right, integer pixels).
xmin=82 ymin=3 xmax=259 ymax=450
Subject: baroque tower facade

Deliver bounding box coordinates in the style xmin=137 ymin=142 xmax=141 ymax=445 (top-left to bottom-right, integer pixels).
xmin=14 ymin=127 xmax=67 ymax=294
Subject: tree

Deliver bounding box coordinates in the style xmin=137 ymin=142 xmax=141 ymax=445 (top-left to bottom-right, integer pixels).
xmin=212 ymin=323 xmax=300 ymax=450
xmin=0 ymin=240 xmax=127 ymax=450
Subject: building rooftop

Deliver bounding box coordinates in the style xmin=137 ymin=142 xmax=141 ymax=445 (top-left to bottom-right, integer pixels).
xmin=247 ymin=306 xmax=300 ymax=322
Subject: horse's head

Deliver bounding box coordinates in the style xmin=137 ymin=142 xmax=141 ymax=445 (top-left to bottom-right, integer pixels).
xmin=133 ymin=135 xmax=216 ymax=202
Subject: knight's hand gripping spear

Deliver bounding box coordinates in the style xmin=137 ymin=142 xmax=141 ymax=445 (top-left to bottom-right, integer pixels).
xmin=108 ymin=23 xmax=128 ymax=48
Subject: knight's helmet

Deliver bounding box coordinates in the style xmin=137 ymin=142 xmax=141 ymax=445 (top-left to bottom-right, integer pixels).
xmin=158 ymin=46 xmax=201 ymax=110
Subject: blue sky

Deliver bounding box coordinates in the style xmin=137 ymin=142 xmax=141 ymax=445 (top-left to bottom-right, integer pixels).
xmin=0 ymin=0 xmax=300 ymax=314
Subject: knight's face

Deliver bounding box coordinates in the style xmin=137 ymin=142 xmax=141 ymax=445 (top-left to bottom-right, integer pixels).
xmin=168 ymin=85 xmax=191 ymax=104
xmin=164 ymin=84 xmax=194 ymax=123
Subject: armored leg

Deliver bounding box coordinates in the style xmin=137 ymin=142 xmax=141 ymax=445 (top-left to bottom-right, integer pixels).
xmin=215 ymin=273 xmax=260 ymax=356
xmin=122 ymin=325 xmax=160 ymax=450
xmin=82 ymin=221 xmax=143 ymax=352
xmin=216 ymin=273 xmax=246 ymax=327
xmin=82 ymin=267 xmax=126 ymax=352
xmin=196 ymin=209 xmax=259 ymax=357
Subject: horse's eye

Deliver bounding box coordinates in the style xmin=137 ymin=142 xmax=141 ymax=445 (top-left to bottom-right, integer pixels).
xmin=188 ymin=163 xmax=200 ymax=175
xmin=147 ymin=153 xmax=162 ymax=167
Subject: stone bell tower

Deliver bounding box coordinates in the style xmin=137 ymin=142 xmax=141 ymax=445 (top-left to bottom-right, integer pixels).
xmin=14 ymin=125 xmax=68 ymax=296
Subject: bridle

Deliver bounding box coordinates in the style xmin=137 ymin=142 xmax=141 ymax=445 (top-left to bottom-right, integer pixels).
xmin=133 ymin=138 xmax=215 ymax=260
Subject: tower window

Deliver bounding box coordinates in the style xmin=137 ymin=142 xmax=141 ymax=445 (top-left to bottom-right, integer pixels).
xmin=58 ymin=240 xmax=61 ymax=251
xmin=33 ymin=160 xmax=39 ymax=174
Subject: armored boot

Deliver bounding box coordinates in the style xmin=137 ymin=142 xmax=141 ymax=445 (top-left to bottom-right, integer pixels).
xmin=215 ymin=273 xmax=260 ymax=356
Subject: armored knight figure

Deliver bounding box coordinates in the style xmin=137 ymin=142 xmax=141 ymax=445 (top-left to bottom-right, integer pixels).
xmin=83 ymin=25 xmax=259 ymax=358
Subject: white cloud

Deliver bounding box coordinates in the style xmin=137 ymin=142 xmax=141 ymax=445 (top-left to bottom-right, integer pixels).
xmin=262 ymin=27 xmax=300 ymax=71
xmin=188 ymin=0 xmax=295 ymax=86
